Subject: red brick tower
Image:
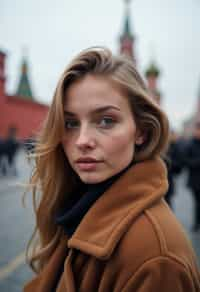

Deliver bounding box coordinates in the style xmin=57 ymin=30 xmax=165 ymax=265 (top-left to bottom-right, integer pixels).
xmin=119 ymin=1 xmax=163 ymax=105
xmin=0 ymin=50 xmax=6 ymax=105
xmin=0 ymin=50 xmax=48 ymax=139
xmin=145 ymin=61 xmax=161 ymax=104
xmin=119 ymin=0 xmax=136 ymax=63
xmin=0 ymin=50 xmax=7 ymax=137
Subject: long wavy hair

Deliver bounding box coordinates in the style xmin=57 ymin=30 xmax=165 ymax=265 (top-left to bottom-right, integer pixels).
xmin=26 ymin=47 xmax=169 ymax=273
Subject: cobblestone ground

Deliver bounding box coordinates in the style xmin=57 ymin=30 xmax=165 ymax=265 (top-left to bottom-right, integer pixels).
xmin=0 ymin=149 xmax=199 ymax=291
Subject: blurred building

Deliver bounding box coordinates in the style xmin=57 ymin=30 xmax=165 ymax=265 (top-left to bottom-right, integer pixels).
xmin=0 ymin=50 xmax=48 ymax=140
xmin=195 ymin=84 xmax=200 ymax=123
xmin=0 ymin=0 xmax=168 ymax=142
xmin=119 ymin=0 xmax=162 ymax=104
xmin=183 ymin=83 xmax=200 ymax=136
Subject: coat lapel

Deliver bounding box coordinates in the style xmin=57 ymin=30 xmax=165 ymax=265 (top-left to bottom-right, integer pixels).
xmin=68 ymin=157 xmax=168 ymax=260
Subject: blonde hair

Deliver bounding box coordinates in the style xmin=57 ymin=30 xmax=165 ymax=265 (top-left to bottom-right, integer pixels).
xmin=27 ymin=47 xmax=169 ymax=272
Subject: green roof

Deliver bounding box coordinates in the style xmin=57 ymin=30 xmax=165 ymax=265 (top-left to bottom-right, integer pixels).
xmin=145 ymin=62 xmax=160 ymax=77
xmin=16 ymin=58 xmax=34 ymax=100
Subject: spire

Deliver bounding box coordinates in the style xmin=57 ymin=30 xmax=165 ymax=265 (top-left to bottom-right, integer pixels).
xmin=123 ymin=0 xmax=133 ymax=38
xmin=119 ymin=0 xmax=136 ymax=61
xmin=16 ymin=54 xmax=34 ymax=100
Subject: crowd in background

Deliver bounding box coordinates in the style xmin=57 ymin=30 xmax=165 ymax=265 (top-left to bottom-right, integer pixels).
xmin=0 ymin=127 xmax=34 ymax=177
xmin=0 ymin=127 xmax=20 ymax=177
xmin=166 ymin=121 xmax=200 ymax=232
xmin=1 ymin=122 xmax=200 ymax=232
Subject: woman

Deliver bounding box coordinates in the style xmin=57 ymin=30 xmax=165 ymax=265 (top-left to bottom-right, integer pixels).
xmin=24 ymin=47 xmax=200 ymax=291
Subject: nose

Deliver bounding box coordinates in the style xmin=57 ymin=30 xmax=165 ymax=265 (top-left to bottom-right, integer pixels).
xmin=75 ymin=124 xmax=96 ymax=150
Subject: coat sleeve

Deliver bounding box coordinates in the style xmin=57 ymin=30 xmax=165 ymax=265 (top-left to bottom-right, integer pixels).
xmin=121 ymin=256 xmax=198 ymax=292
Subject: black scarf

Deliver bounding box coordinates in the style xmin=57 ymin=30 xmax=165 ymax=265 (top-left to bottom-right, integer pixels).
xmin=55 ymin=161 xmax=134 ymax=237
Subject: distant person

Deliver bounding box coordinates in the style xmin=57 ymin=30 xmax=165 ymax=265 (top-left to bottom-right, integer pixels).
xmin=165 ymin=130 xmax=183 ymax=208
xmin=4 ymin=126 xmax=20 ymax=176
xmin=185 ymin=121 xmax=200 ymax=232
xmin=24 ymin=47 xmax=200 ymax=291
xmin=0 ymin=136 xmax=7 ymax=176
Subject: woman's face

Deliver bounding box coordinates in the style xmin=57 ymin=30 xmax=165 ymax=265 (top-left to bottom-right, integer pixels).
xmin=62 ymin=74 xmax=141 ymax=184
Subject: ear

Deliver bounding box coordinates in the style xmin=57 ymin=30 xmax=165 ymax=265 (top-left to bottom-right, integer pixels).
xmin=135 ymin=130 xmax=145 ymax=145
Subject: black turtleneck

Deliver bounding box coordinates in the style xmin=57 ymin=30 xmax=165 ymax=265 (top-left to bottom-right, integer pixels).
xmin=55 ymin=161 xmax=134 ymax=237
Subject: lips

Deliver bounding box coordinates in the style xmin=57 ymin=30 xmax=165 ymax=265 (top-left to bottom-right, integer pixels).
xmin=76 ymin=157 xmax=100 ymax=163
xmin=75 ymin=157 xmax=103 ymax=171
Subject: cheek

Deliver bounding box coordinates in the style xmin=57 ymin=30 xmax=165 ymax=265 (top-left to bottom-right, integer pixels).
xmin=103 ymin=129 xmax=135 ymax=157
xmin=62 ymin=137 xmax=73 ymax=157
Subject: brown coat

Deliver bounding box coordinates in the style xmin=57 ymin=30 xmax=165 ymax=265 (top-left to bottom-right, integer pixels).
xmin=24 ymin=158 xmax=200 ymax=292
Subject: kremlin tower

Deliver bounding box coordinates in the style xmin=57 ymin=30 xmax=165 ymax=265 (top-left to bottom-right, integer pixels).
xmin=0 ymin=51 xmax=48 ymax=140
xmin=145 ymin=61 xmax=161 ymax=104
xmin=119 ymin=0 xmax=162 ymax=104
xmin=119 ymin=0 xmax=136 ymax=63
xmin=15 ymin=57 xmax=34 ymax=100
xmin=0 ymin=51 xmax=6 ymax=107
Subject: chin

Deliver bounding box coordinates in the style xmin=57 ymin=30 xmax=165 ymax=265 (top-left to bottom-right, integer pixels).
xmin=79 ymin=172 xmax=109 ymax=184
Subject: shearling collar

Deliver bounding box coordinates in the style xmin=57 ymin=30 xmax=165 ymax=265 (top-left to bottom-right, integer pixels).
xmin=68 ymin=157 xmax=168 ymax=260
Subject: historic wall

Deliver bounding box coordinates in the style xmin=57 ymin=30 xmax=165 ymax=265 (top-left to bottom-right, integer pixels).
xmin=0 ymin=95 xmax=48 ymax=140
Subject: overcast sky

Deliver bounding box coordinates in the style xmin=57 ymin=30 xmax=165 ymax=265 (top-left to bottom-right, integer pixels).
xmin=1 ymin=0 xmax=200 ymax=130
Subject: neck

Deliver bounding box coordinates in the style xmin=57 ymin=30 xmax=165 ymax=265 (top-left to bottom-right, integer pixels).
xmin=85 ymin=159 xmax=135 ymax=191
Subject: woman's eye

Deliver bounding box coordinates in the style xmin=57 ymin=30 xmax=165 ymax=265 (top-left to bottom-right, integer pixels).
xmin=99 ymin=117 xmax=116 ymax=128
xmin=65 ymin=120 xmax=79 ymax=129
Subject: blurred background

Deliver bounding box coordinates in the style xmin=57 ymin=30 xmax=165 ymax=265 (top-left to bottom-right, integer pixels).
xmin=0 ymin=0 xmax=200 ymax=291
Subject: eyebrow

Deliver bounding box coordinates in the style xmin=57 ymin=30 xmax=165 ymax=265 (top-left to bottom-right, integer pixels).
xmin=64 ymin=106 xmax=121 ymax=116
